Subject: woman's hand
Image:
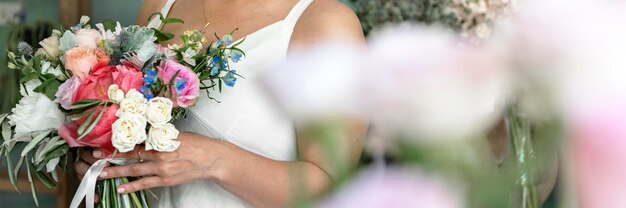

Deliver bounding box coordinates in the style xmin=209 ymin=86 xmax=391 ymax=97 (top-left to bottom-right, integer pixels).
xmin=95 ymin=132 xmax=231 ymax=194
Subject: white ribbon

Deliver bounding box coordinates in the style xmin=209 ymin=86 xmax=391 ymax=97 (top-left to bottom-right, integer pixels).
xmin=70 ymin=158 xmax=129 ymax=208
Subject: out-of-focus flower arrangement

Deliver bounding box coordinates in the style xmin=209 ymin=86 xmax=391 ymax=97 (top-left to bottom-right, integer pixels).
xmin=265 ymin=0 xmax=626 ymax=207
xmin=345 ymin=0 xmax=515 ymax=41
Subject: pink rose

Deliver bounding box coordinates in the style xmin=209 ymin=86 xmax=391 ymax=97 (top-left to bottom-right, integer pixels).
xmin=158 ymin=60 xmax=200 ymax=107
xmin=54 ymin=76 xmax=81 ymax=110
xmin=75 ymin=29 xmax=103 ymax=49
xmin=59 ymin=63 xmax=143 ymax=154
xmin=64 ymin=47 xmax=99 ymax=79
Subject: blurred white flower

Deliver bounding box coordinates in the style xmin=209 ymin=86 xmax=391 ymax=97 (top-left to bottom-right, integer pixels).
xmin=107 ymin=84 xmax=125 ymax=103
xmin=41 ymin=61 xmax=63 ymax=78
xmin=8 ymin=93 xmax=64 ymax=141
xmin=262 ymin=42 xmax=365 ymax=121
xmin=364 ymin=25 xmax=509 ymax=141
xmin=318 ymin=166 xmax=465 ymax=208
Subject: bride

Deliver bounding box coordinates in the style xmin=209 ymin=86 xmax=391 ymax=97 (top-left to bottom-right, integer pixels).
xmin=75 ymin=0 xmax=368 ymax=207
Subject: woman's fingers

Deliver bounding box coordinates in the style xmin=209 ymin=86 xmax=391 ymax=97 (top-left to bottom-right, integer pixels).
xmin=100 ymin=161 xmax=160 ymax=179
xmin=80 ymin=148 xmax=99 ymax=164
xmin=74 ymin=160 xmax=91 ymax=179
xmin=117 ymin=170 xmax=204 ymax=193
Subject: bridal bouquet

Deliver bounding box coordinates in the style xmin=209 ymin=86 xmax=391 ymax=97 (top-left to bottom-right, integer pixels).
xmin=0 ymin=15 xmax=244 ymax=208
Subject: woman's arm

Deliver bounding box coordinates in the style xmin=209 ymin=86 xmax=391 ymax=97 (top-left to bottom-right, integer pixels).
xmin=99 ymin=1 xmax=367 ymax=207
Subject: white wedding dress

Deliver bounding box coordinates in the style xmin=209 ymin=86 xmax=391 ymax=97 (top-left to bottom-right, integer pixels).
xmin=147 ymin=0 xmax=314 ymax=207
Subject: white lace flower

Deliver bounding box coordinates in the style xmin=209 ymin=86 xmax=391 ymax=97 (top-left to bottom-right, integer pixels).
xmin=111 ymin=116 xmax=147 ymax=153
xmin=41 ymin=61 xmax=64 ymax=77
xmin=182 ymin=48 xmax=197 ymax=66
xmin=146 ymin=124 xmax=180 ymax=152
xmin=145 ymin=97 xmax=173 ymax=128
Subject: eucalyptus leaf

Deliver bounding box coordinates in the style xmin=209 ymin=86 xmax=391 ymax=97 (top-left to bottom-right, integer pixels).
xmin=21 ymin=130 xmax=52 ymax=157
xmin=51 ymin=170 xmax=58 ymax=182
xmin=26 ymin=161 xmax=40 ymax=207
xmin=37 ymin=136 xmax=61 ymax=163
xmin=59 ymin=30 xmax=76 ymax=52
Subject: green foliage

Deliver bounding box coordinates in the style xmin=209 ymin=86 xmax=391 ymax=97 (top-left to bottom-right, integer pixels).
xmin=346 ymin=0 xmax=461 ymax=35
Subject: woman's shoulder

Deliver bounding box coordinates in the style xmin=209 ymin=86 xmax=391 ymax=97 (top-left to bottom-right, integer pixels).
xmin=290 ymin=0 xmax=365 ymax=48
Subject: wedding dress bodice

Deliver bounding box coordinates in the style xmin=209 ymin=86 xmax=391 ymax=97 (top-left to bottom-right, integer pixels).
xmin=147 ymin=0 xmax=314 ymax=207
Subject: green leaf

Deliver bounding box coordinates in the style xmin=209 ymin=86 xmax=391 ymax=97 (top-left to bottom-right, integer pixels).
xmin=42 ymin=145 xmax=69 ymax=163
xmin=78 ymin=103 xmax=107 ymax=140
xmin=69 ymin=99 xmax=101 ymax=110
xmin=14 ymin=156 xmax=24 ymax=179
xmin=26 ymin=161 xmax=40 ymax=207
xmin=0 ymin=114 xmax=8 ymax=124
xmin=2 ymin=120 xmax=11 ymax=142
xmin=6 ymin=153 xmax=20 ymax=193
xmin=19 ymin=72 xmax=39 ymax=83
xmin=77 ymin=108 xmax=98 ymax=135
xmin=21 ymin=130 xmax=52 ymax=157
xmin=102 ymin=19 xmax=117 ymax=31
xmin=162 ymin=18 xmax=184 ymax=24
xmin=43 ymin=80 xmax=62 ymax=100
xmin=36 ymin=136 xmax=62 ymax=163
xmin=148 ymin=12 xmax=165 ymax=21
xmin=35 ymin=170 xmax=56 ymax=189
xmin=152 ymin=29 xmax=175 ymax=42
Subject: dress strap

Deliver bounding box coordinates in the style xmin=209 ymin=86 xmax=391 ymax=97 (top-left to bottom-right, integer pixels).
xmin=283 ymin=0 xmax=314 ymax=28
xmin=146 ymin=0 xmax=177 ymax=29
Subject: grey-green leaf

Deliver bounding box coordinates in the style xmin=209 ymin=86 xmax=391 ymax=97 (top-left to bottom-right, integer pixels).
xmin=6 ymin=153 xmax=20 ymax=193
xmin=27 ymin=161 xmax=40 ymax=207
xmin=59 ymin=30 xmax=76 ymax=52
xmin=21 ymin=130 xmax=52 ymax=157
xmin=78 ymin=103 xmax=107 ymax=140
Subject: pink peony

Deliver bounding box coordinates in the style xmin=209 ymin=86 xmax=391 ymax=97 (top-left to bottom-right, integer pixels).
xmin=158 ymin=60 xmax=200 ymax=107
xmin=113 ymin=63 xmax=144 ymax=93
xmin=64 ymin=47 xmax=100 ymax=79
xmin=75 ymin=29 xmax=103 ymax=49
xmin=59 ymin=63 xmax=143 ymax=154
xmin=54 ymin=76 xmax=82 ymax=110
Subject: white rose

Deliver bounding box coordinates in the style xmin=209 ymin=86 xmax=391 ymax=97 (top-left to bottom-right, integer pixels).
xmin=145 ymin=97 xmax=173 ymax=128
xmin=107 ymin=84 xmax=125 ymax=103
xmin=116 ymin=89 xmax=147 ymax=117
xmin=111 ymin=116 xmax=147 ymax=153
xmin=75 ymin=29 xmax=103 ymax=49
xmin=146 ymin=124 xmax=180 ymax=152
xmin=39 ymin=35 xmax=61 ymax=58
xmin=8 ymin=93 xmax=64 ymax=141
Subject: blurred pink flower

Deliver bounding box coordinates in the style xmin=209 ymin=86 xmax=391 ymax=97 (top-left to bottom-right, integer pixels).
xmin=55 ymin=76 xmax=81 ymax=110
xmin=318 ymin=166 xmax=465 ymax=208
xmin=571 ymin=100 xmax=626 ymax=208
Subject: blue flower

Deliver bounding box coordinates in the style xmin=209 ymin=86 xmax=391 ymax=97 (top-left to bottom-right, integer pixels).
xmin=139 ymin=86 xmax=154 ymax=100
xmin=175 ymin=79 xmax=187 ymax=93
xmin=221 ymin=35 xmax=234 ymax=46
xmin=210 ymin=66 xmax=219 ymax=76
xmin=222 ymin=70 xmax=237 ymax=87
xmin=230 ymin=51 xmax=243 ymax=63
xmin=143 ymin=68 xmax=158 ymax=86
xmin=212 ymin=56 xmax=220 ymax=65
xmin=71 ymin=23 xmax=82 ymax=32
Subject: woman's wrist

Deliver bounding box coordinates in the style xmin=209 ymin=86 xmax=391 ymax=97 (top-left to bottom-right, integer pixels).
xmin=201 ymin=137 xmax=237 ymax=184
